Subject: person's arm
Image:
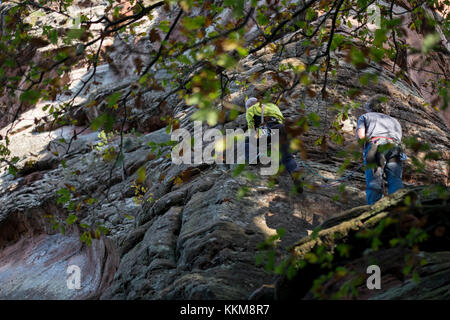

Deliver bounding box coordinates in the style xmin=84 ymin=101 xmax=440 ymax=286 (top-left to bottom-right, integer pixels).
xmin=246 ymin=105 xmax=256 ymax=130
xmin=356 ymin=115 xmax=368 ymax=148
xmin=356 ymin=115 xmax=366 ymax=140
xmin=357 ymin=127 xmax=366 ymax=140
xmin=265 ymin=103 xmax=285 ymax=123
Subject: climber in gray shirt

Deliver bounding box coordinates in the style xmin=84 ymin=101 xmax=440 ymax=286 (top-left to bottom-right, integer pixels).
xmin=356 ymin=95 xmax=405 ymax=205
xmin=356 ymin=112 xmax=402 ymax=143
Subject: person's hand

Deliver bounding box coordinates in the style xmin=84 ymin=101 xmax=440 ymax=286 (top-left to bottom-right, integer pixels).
xmin=249 ymin=128 xmax=258 ymax=139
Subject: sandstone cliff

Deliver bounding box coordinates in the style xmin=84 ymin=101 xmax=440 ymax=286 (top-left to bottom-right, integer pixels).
xmin=0 ymin=0 xmax=448 ymax=300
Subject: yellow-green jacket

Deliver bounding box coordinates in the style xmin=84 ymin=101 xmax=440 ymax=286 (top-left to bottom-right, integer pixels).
xmin=246 ymin=102 xmax=284 ymax=130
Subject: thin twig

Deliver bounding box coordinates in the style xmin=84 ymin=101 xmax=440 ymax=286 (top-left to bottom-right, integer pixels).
xmin=142 ymin=8 xmax=184 ymax=75
xmin=321 ymin=0 xmax=345 ymax=97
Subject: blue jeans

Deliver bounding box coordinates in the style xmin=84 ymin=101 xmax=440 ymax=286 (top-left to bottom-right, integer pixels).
xmin=364 ymin=142 xmax=403 ymax=205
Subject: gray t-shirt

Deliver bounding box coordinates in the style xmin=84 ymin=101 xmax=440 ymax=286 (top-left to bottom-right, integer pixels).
xmin=356 ymin=112 xmax=402 ymax=142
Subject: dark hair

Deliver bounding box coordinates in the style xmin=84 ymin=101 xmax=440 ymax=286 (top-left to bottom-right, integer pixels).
xmin=365 ymin=94 xmax=390 ymax=115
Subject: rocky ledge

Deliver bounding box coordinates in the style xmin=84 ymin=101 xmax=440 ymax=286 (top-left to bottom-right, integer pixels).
xmin=251 ymin=187 xmax=450 ymax=300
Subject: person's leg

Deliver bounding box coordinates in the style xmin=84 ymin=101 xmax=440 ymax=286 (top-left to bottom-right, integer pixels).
xmin=365 ymin=167 xmax=383 ymax=204
xmin=385 ymin=161 xmax=403 ymax=194
xmin=281 ymin=148 xmax=299 ymax=174
xmin=245 ymin=135 xmax=259 ymax=164
xmin=272 ymin=123 xmax=298 ymax=174
xmin=266 ymin=122 xmax=302 ymax=192
xmin=244 ymin=136 xmax=250 ymax=162
xmin=364 ymin=143 xmax=383 ymax=204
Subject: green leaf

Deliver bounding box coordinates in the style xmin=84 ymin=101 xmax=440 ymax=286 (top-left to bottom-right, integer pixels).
xmin=310 ymin=227 xmax=321 ymax=239
xmin=255 ymin=253 xmax=264 ymax=265
xmin=256 ymin=10 xmax=269 ymax=25
xmin=370 ymin=46 xmax=385 ymax=62
xmin=276 ymin=228 xmax=286 ymax=238
xmin=389 ymin=238 xmax=402 ymax=247
xmin=336 ymin=244 xmax=350 ymax=258
xmin=159 ymin=20 xmax=171 ymax=33
xmin=67 ymin=214 xmax=78 ymax=225
xmin=90 ymin=114 xmax=106 ymax=131
xmin=304 ymin=252 xmax=318 ymax=264
xmin=305 ymin=7 xmax=316 ymax=21
xmin=373 ymin=29 xmax=387 ymax=47
xmin=67 ymin=201 xmax=75 ymax=211
xmin=57 ymin=188 xmax=71 ymax=205
xmin=90 ymin=113 xmax=115 ymax=132
xmin=80 ymin=231 xmax=92 ymax=246
xmin=331 ymin=34 xmax=345 ymax=51
xmin=308 ymin=112 xmax=321 ymax=127
xmin=107 ymin=92 xmax=122 ymax=107
xmin=182 ymin=16 xmax=206 ymax=31
xmin=224 ymin=0 xmax=245 ymax=17
xmin=402 ymin=264 xmax=413 ymax=276
xmin=412 ymin=270 xmax=420 ymax=283
xmin=236 ymin=46 xmax=248 ymax=57
xmin=52 ymin=222 xmax=60 ymax=231
xmin=104 ymin=113 xmax=115 ymax=132
xmin=66 ymin=28 xmax=85 ymax=41
xmin=359 ymin=73 xmax=372 ymax=86
xmin=54 ymin=51 xmax=68 ymax=62
xmin=98 ymin=225 xmax=110 ymax=235
xmin=232 ymin=163 xmax=246 ymax=177
xmin=136 ymin=166 xmax=147 ymax=184
xmin=49 ymin=29 xmax=58 ymax=44
xmin=139 ymin=74 xmax=149 ymax=85
xmin=216 ymin=54 xmax=236 ymax=68
xmin=20 ymin=90 xmax=41 ymax=104
xmin=237 ymin=186 xmax=249 ymax=199
xmin=372 ymin=237 xmax=382 ymax=250
xmin=386 ymin=17 xmax=403 ymax=28
xmin=191 ymin=108 xmax=219 ymax=126
xmin=8 ymin=165 xmax=17 ymax=177
xmin=286 ymin=263 xmax=296 ymax=279
xmin=422 ymin=33 xmax=441 ymax=53
xmin=350 ymin=46 xmax=366 ymax=67
xmin=4 ymin=58 xmax=16 ymax=68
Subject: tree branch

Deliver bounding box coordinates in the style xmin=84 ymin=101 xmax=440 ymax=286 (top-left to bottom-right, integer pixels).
xmin=142 ymin=8 xmax=184 ymax=75
xmin=321 ymin=0 xmax=345 ymax=97
xmin=390 ymin=0 xmax=400 ymax=73
xmin=249 ymin=0 xmax=318 ymax=55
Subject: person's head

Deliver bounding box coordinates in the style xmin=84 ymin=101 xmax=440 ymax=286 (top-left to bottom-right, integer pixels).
xmin=364 ymin=94 xmax=390 ymax=115
xmin=245 ymin=97 xmax=258 ymax=111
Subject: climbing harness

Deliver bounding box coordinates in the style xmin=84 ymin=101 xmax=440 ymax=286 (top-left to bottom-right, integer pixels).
xmin=365 ymin=137 xmax=404 ymax=183
xmin=257 ymin=103 xmax=279 ymax=138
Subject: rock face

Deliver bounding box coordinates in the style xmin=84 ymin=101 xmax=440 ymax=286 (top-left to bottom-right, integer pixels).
xmin=0 ymin=202 xmax=119 ymax=299
xmin=0 ymin=1 xmax=449 ymax=300
xmin=268 ymin=187 xmax=450 ymax=300
xmin=394 ymin=0 xmax=450 ymax=126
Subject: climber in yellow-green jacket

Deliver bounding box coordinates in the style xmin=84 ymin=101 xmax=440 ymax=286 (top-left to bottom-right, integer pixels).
xmin=244 ymin=97 xmax=303 ymax=192
xmin=245 ymin=100 xmax=285 ymax=131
